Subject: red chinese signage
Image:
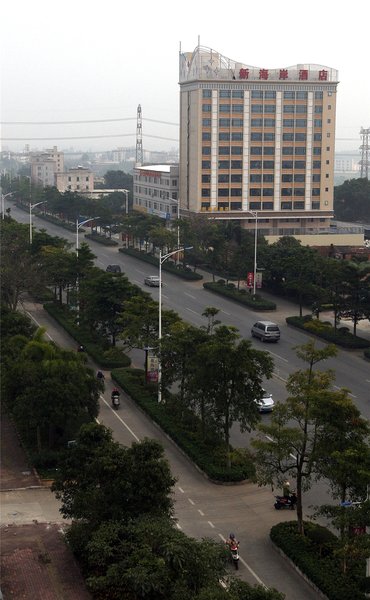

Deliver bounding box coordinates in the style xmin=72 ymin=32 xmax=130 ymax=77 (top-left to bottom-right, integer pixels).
xmin=238 ymin=68 xmax=329 ymax=81
xmin=246 ymin=272 xmax=254 ymax=288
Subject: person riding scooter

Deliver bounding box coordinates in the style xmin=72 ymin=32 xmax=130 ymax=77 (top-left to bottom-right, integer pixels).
xmin=226 ymin=533 xmax=240 ymax=569
xmin=111 ymin=388 xmax=120 ymax=408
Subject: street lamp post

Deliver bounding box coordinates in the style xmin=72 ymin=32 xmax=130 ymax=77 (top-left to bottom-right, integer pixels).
xmin=76 ymin=216 xmax=100 ymax=325
xmin=122 ymin=189 xmax=129 ymax=215
xmin=1 ymin=191 xmax=15 ymax=219
xmin=158 ymin=245 xmax=192 ymax=403
xmin=246 ymin=210 xmax=258 ymax=296
xmin=29 ymin=201 xmax=47 ymax=244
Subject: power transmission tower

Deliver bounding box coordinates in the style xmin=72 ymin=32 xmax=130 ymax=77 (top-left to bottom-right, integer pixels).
xmin=359 ymin=126 xmax=370 ymax=179
xmin=136 ymin=104 xmax=143 ymax=166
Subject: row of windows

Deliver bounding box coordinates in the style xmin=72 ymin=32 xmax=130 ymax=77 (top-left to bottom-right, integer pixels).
xmin=203 ymin=146 xmax=325 ymax=156
xmin=201 ymin=188 xmax=322 ymax=198
xmin=204 ymin=117 xmax=325 ymax=128
xmin=204 ymin=132 xmax=323 ymax=143
xmin=200 ymin=201 xmax=322 ymax=211
xmin=202 ymin=173 xmax=321 ymax=183
xmin=203 ymin=104 xmax=326 ymax=115
xmin=202 ymin=90 xmax=324 ymax=100
xmin=202 ymin=159 xmax=326 ymax=169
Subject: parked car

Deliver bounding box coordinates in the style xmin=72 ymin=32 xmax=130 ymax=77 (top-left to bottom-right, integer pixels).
xmin=251 ymin=320 xmax=280 ymax=342
xmin=255 ymin=389 xmax=275 ymax=413
xmin=144 ymin=275 xmax=162 ymax=287
xmin=106 ymin=264 xmax=121 ymax=273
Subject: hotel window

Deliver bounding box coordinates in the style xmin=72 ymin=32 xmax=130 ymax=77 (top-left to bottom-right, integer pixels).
xmin=296 ymin=91 xmax=308 ymax=99
xmin=202 ymin=146 xmax=211 ymax=155
xmin=251 ymin=104 xmax=263 ymax=113
xmin=251 ymin=132 xmax=262 ymax=141
xmin=282 ymin=161 xmax=293 ymax=168
xmin=251 ymin=147 xmax=262 ymax=155
xmin=202 ymin=104 xmax=211 ymax=112
xmin=86 ymin=177 xmax=89 ymax=181
xmin=232 ymin=90 xmax=244 ymax=98
xmin=231 ymin=202 xmax=242 ymax=209
xmin=202 ymin=132 xmax=211 ymax=141
xmin=264 ymin=118 xmax=275 ymax=127
xmin=294 ymin=161 xmax=306 ymax=169
xmin=251 ymin=118 xmax=263 ymax=126
xmin=281 ymin=189 xmax=293 ymax=196
xmin=202 ymin=189 xmax=210 ymax=197
xmin=219 ymin=90 xmax=231 ymax=98
xmin=220 ymin=104 xmax=231 ymax=112
xmin=284 ymin=91 xmax=295 ymax=99
xmin=312 ymin=188 xmax=320 ymax=196
xmin=250 ymin=202 xmax=262 ymax=210
xmin=262 ymin=201 xmax=274 ymax=209
xmin=264 ymin=132 xmax=275 ymax=141
xmin=295 ymin=133 xmax=306 ymax=141
xmin=251 ymin=90 xmax=263 ymax=98
xmin=202 ymin=174 xmax=211 ymax=183
xmin=314 ymin=119 xmax=322 ymax=127
xmin=250 ymin=174 xmax=262 ymax=182
xmin=202 ymin=160 xmax=211 ymax=169
xmin=232 ymin=118 xmax=243 ymax=126
xmin=295 ymin=119 xmax=307 ymax=127
xmin=294 ymin=188 xmax=305 ymax=196
xmin=283 ymin=133 xmax=294 ymax=141
xmin=203 ymin=90 xmax=212 ymax=97
xmin=263 ymin=160 xmax=274 ymax=169
xmin=203 ymin=118 xmax=211 ymax=126
xmin=219 ymin=118 xmax=230 ymax=127
xmin=294 ymin=201 xmax=305 ymax=209
xmin=232 ymin=132 xmax=243 ymax=141
xmin=313 ymin=161 xmax=321 ymax=168
xmin=314 ymin=133 xmax=322 ymax=141
xmin=313 ymin=147 xmax=322 ymax=155
xmin=231 ymin=146 xmax=243 ymax=154
xmin=315 ymin=91 xmax=323 ymax=99
xmin=296 ymin=105 xmax=307 ymax=113
xmin=264 ymin=105 xmax=276 ymax=113
xmin=219 ymin=147 xmax=230 ymax=155
xmin=263 ymin=174 xmax=274 ymax=182
xmin=218 ymin=189 xmax=229 ymax=196
xmin=219 ymin=132 xmax=230 ymax=141
xmin=294 ymin=174 xmax=305 ymax=182
xmin=295 ymin=147 xmax=306 ymax=155
xmin=263 ymin=188 xmax=273 ymax=196
xmin=218 ymin=174 xmax=229 ymax=183
xmin=327 ymin=119 xmax=331 ymax=123
xmin=326 ymin=146 xmax=330 ymax=151
xmin=232 ymin=104 xmax=243 ymax=112
xmin=283 ymin=119 xmax=294 ymax=127
xmin=312 ymin=201 xmax=320 ymax=209
xmin=264 ymin=147 xmax=275 ymax=155
xmin=284 ymin=105 xmax=295 ymax=113
xmin=282 ymin=174 xmax=293 ymax=182
xmin=250 ymin=160 xmax=262 ymax=169
xmin=314 ymin=106 xmax=323 ymax=113
xmin=250 ymin=188 xmax=261 ymax=196
xmin=231 ymin=174 xmax=242 ymax=182
xmin=282 ymin=147 xmax=293 ymax=155
xmin=231 ymin=160 xmax=242 ymax=168
xmin=218 ymin=160 xmax=230 ymax=169
xmin=265 ymin=91 xmax=276 ymax=99
xmin=231 ymin=188 xmax=242 ymax=196
xmin=312 ymin=174 xmax=321 ymax=182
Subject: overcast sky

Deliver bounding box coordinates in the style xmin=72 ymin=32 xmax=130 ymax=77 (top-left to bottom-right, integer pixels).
xmin=1 ymin=0 xmax=368 ymax=156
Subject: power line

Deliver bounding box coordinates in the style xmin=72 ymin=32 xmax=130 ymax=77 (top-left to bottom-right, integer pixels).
xmin=0 ymin=133 xmax=179 ymax=142
xmin=0 ymin=117 xmax=179 ymax=126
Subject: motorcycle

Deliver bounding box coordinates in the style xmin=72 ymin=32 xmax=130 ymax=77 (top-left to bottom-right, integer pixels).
xmin=111 ymin=392 xmax=120 ymax=409
xmin=274 ymin=493 xmax=297 ymax=510
xmin=230 ymin=544 xmax=240 ymax=570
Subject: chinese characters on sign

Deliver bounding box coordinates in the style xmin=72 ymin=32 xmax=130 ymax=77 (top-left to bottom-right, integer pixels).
xmin=146 ymin=351 xmax=159 ymax=383
xmin=238 ymin=68 xmax=328 ymax=81
xmin=246 ymin=272 xmax=263 ymax=289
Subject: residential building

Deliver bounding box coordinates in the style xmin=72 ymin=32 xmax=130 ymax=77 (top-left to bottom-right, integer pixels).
xmin=133 ymin=164 xmax=179 ymax=220
xmin=179 ymin=45 xmax=339 ymax=237
xmin=55 ymin=166 xmax=94 ymax=193
xmin=30 ymin=146 xmax=64 ymax=187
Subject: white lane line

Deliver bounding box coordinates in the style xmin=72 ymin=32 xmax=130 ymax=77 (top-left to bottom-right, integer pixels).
xmin=25 ymin=312 xmax=53 ymax=340
xmin=267 ymin=350 xmax=288 ymax=363
xmin=184 ymin=292 xmax=196 ymax=299
xmin=188 ymin=498 xmax=195 ymax=505
xmin=208 ymin=521 xmax=215 ymax=528
xmin=334 ymin=385 xmax=357 ymax=399
xmin=186 ymin=308 xmax=198 ymax=315
xmin=162 ymin=294 xmax=168 ymax=299
xmin=272 ymin=371 xmax=287 ymax=383
xmin=176 ymin=523 xmax=182 ymax=530
xmin=217 ymin=535 xmax=266 ymax=587
xmin=221 ymin=310 xmax=230 ymax=315
xmin=266 ymin=435 xmax=274 ymax=442
xmin=100 ymin=395 xmax=140 ymax=442
xmin=178 ymin=487 xmax=185 ymax=494
xmin=218 ymin=533 xmax=226 ymax=542
xmin=366 ymin=380 xmax=370 ymax=384
xmin=198 ymin=509 xmax=204 ymax=516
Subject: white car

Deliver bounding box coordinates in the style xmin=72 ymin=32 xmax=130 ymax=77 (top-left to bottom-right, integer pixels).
xmin=144 ymin=275 xmax=162 ymax=287
xmin=255 ymin=389 xmax=275 ymax=413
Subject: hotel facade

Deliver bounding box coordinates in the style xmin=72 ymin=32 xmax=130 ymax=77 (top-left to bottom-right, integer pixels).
xmin=179 ymin=45 xmax=339 ymax=237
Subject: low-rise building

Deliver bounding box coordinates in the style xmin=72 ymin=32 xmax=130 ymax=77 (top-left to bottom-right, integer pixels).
xmin=55 ymin=166 xmax=94 ymax=193
xmin=133 ymin=164 xmax=179 ymax=220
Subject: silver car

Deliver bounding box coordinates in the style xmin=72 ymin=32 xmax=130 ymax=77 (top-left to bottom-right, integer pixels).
xmin=255 ymin=389 xmax=275 ymax=413
xmin=144 ymin=275 xmax=162 ymax=287
xmin=251 ymin=320 xmax=280 ymax=342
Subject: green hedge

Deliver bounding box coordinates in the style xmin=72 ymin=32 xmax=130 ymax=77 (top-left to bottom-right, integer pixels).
xmin=286 ymin=315 xmax=370 ymax=349
xmin=111 ymin=367 xmax=255 ymax=482
xmin=84 ymin=233 xmax=118 ymax=246
xmin=270 ymin=521 xmax=367 ymax=600
xmin=44 ymin=302 xmax=131 ymax=368
xmin=118 ymin=247 xmax=203 ymax=281
xmin=203 ymin=281 xmax=276 ymax=311
xmin=364 ymin=347 xmax=370 ymax=361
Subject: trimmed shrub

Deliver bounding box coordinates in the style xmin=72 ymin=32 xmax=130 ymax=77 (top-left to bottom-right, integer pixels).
xmin=118 ymin=247 xmax=203 ymax=281
xmin=84 ymin=233 xmax=118 ymax=246
xmin=270 ymin=521 xmax=366 ymax=600
xmin=286 ymin=315 xmax=370 ymax=349
xmin=203 ymin=281 xmax=276 ymax=311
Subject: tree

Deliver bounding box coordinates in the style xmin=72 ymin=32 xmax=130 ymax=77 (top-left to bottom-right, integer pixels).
xmin=202 ymin=306 xmax=221 ymax=334
xmin=252 ymin=340 xmax=338 ymax=535
xmin=334 ymin=178 xmax=370 ymax=222
xmin=187 ymin=326 xmax=273 ymax=463
xmin=338 ymin=261 xmax=370 ymax=335
xmin=52 ymin=423 xmax=176 ymax=525
xmin=103 ymin=169 xmax=133 ymax=192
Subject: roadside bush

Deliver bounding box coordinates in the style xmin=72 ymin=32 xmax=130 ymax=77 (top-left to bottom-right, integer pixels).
xmin=111 ymin=367 xmax=255 ymax=482
xmin=119 ymin=247 xmax=203 ymax=281
xmin=84 ymin=233 xmax=118 ymax=246
xmin=270 ymin=521 xmax=366 ymax=600
xmin=203 ymin=281 xmax=276 ymax=311
xmin=286 ymin=315 xmax=370 ymax=349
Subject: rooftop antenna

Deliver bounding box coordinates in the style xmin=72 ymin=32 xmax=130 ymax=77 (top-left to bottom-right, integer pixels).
xmin=136 ymin=104 xmax=143 ymax=167
xmin=359 ymin=126 xmax=370 ymax=179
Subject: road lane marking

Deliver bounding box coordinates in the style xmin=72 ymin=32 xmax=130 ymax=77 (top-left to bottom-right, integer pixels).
xmin=267 ymin=350 xmax=288 ymax=363
xmin=188 ymin=498 xmax=195 ymax=505
xmin=176 ymin=523 xmax=182 ymax=530
xmin=25 ymin=312 xmax=53 ymax=340
xmin=221 ymin=310 xmax=230 ymax=315
xmin=186 ymin=308 xmax=198 ymax=315
xmin=208 ymin=521 xmax=215 ymax=528
xmin=184 ymin=292 xmax=196 ymax=299
xmin=272 ymin=371 xmax=287 ymax=383
xmin=100 ymin=395 xmax=140 ymax=442
xmin=334 ymin=385 xmax=357 ymax=399
xmin=178 ymin=487 xmax=184 ymax=494
xmin=198 ymin=509 xmax=204 ymax=516
xmin=217 ymin=534 xmax=267 ymax=588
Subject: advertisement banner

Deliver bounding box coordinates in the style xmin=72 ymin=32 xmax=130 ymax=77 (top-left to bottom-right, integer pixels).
xmin=246 ymin=272 xmax=254 ymax=288
xmin=255 ymin=272 xmax=263 ymax=289
xmin=146 ymin=351 xmax=159 ymax=383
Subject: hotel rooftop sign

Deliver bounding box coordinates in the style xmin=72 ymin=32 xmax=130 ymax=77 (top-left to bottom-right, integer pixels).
xmin=179 ymin=45 xmax=338 ymax=84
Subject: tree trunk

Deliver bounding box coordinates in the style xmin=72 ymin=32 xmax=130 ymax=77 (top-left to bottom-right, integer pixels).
xmin=296 ymin=471 xmax=304 ymax=535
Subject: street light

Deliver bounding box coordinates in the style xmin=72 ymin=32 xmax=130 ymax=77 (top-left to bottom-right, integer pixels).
xmin=246 ymin=210 xmax=258 ymax=296
xmin=29 ymin=201 xmax=47 ymax=244
xmin=158 ymin=245 xmax=193 ymax=403
xmin=1 ymin=191 xmax=15 ymax=219
xmin=122 ymin=189 xmax=129 ymax=215
xmin=76 ymin=216 xmax=100 ymax=325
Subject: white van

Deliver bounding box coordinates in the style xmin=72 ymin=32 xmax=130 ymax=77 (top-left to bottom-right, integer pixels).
xmin=251 ymin=320 xmax=280 ymax=342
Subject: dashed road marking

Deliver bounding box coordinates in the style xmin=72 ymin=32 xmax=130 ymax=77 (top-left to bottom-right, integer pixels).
xmin=178 ymin=487 xmax=185 ymax=494
xmin=100 ymin=395 xmax=140 ymax=442
xmin=184 ymin=292 xmax=196 ymax=299
xmin=208 ymin=521 xmax=215 ymax=528
xmin=186 ymin=307 xmax=198 ymax=315
xmin=198 ymin=509 xmax=204 ymax=516
xmin=188 ymin=498 xmax=195 ymax=505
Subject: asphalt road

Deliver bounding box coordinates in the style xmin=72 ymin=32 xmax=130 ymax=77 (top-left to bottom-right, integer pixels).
xmin=8 ymin=202 xmax=368 ymax=598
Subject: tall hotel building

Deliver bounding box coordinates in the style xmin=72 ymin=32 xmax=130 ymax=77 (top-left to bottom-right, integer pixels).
xmin=179 ymin=45 xmax=339 ymax=237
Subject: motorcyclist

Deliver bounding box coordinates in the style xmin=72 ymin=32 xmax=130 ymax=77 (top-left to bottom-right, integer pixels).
xmin=77 ymin=344 xmax=85 ymax=353
xmin=111 ymin=387 xmax=120 ymax=400
xmin=97 ymin=370 xmax=105 ymax=381
xmin=226 ymin=532 xmax=239 ymax=551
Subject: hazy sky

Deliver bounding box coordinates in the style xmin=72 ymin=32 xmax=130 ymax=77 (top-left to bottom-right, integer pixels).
xmin=1 ymin=0 xmax=368 ymax=156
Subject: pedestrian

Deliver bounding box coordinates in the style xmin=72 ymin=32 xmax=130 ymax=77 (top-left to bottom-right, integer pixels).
xmin=282 ymin=480 xmax=290 ymax=498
